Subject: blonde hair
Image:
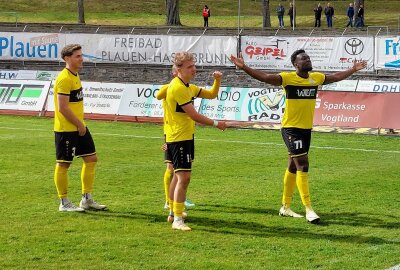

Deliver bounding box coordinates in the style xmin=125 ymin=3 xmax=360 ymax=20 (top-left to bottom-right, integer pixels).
xmin=61 ymin=44 xmax=82 ymax=60
xmin=173 ymin=52 xmax=194 ymax=67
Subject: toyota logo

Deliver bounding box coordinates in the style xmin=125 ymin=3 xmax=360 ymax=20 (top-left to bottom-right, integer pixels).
xmin=345 ymin=38 xmax=364 ymax=55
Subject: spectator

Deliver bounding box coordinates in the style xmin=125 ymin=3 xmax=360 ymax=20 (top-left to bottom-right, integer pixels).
xmin=313 ymin=3 xmax=323 ymax=27
xmin=202 ymin=5 xmax=210 ymax=28
xmin=288 ymin=2 xmax=296 ymax=27
xmin=277 ymin=3 xmax=285 ymax=28
xmin=324 ymin=2 xmax=334 ymax=28
xmin=355 ymin=4 xmax=364 ymax=27
xmin=346 ymin=3 xmax=354 ymax=27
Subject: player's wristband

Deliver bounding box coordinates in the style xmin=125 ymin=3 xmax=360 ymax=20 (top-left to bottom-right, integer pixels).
xmin=213 ymin=120 xmax=219 ymax=127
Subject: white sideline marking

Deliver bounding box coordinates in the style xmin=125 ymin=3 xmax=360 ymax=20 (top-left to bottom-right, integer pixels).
xmin=1 ymin=126 xmax=400 ymax=154
xmin=388 ymin=264 xmax=400 ymax=270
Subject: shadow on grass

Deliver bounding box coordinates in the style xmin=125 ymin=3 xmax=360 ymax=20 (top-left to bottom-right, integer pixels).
xmin=197 ymin=203 xmax=400 ymax=229
xmin=84 ymin=206 xmax=399 ymax=246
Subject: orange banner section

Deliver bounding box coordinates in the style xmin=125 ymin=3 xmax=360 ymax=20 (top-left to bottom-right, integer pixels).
xmin=314 ymin=92 xmax=400 ymax=129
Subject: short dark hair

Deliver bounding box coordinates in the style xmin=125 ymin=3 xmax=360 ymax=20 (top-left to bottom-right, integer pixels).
xmin=61 ymin=44 xmax=82 ymax=60
xmin=290 ymin=49 xmax=305 ymax=65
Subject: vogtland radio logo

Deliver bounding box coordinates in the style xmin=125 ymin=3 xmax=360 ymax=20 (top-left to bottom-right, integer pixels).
xmin=247 ymin=88 xmax=285 ymax=121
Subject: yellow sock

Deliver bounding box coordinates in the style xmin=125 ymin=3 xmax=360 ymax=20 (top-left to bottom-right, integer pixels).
xmin=296 ymin=171 xmax=311 ymax=206
xmin=282 ymin=169 xmax=297 ymax=207
xmin=81 ymin=162 xmax=96 ymax=194
xmin=54 ymin=164 xmax=68 ymax=198
xmin=163 ymin=169 xmax=173 ymax=203
xmin=173 ymin=202 xmax=185 ymax=217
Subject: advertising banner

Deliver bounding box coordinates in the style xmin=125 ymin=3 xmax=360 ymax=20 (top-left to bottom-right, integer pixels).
xmin=356 ymin=80 xmax=400 ymax=93
xmin=241 ymin=36 xmax=374 ymax=71
xmin=0 ymin=79 xmax=50 ymax=111
xmin=0 ymin=32 xmax=64 ymax=61
xmin=46 ymin=81 xmax=125 ymax=114
xmin=198 ymin=87 xmax=285 ymax=122
xmin=0 ymin=32 xmax=237 ymax=66
xmin=375 ymin=36 xmax=400 ymax=70
xmin=0 ymin=70 xmax=38 ymax=80
xmin=314 ymin=91 xmax=384 ymax=128
xmin=381 ymin=93 xmax=400 ymax=129
xmin=67 ymin=34 xmax=237 ymax=66
xmin=118 ymin=84 xmax=202 ymax=117
xmin=321 ymin=80 xmax=358 ymax=92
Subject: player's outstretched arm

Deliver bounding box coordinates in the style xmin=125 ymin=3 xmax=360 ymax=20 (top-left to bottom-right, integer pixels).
xmin=198 ymin=71 xmax=222 ymax=99
xmin=324 ymin=60 xmax=367 ymax=85
xmin=181 ymin=103 xmax=226 ymax=130
xmin=230 ymin=53 xmax=282 ymax=86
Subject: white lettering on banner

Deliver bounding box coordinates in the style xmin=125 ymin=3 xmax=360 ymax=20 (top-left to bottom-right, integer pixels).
xmin=30 ymin=34 xmax=60 ymax=47
xmin=321 ymin=114 xmax=360 ymax=123
xmin=323 ymin=102 xmax=366 ymax=111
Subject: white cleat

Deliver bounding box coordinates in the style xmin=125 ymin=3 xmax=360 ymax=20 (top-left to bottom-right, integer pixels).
xmin=167 ymin=212 xmax=188 ymax=223
xmin=80 ymin=198 xmax=107 ymax=211
xmin=172 ymin=218 xmax=191 ymax=231
xmin=59 ymin=200 xmax=85 ymax=212
xmin=306 ymin=208 xmax=320 ymax=224
xmin=279 ymin=206 xmax=304 ymax=218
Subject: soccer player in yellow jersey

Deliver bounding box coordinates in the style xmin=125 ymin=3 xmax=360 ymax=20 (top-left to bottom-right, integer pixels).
xmin=162 ymin=52 xmax=226 ymax=231
xmin=157 ymin=65 xmax=223 ymax=221
xmin=53 ymin=44 xmax=107 ymax=212
xmin=230 ymin=49 xmax=367 ymax=224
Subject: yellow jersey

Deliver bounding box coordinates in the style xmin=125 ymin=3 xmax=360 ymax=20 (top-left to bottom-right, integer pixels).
xmin=280 ymin=71 xmax=325 ymax=129
xmin=163 ymin=77 xmax=202 ymax=142
xmin=53 ymin=68 xmax=85 ymax=132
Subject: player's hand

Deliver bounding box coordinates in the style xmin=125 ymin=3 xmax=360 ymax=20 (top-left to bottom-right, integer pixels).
xmin=161 ymin=143 xmax=167 ymax=152
xmin=230 ymin=53 xmax=245 ymax=69
xmin=353 ymin=60 xmax=367 ymax=71
xmin=77 ymin=123 xmax=86 ymax=136
xmin=213 ymin=71 xmax=222 ymax=80
xmin=216 ymin=121 xmax=227 ymax=131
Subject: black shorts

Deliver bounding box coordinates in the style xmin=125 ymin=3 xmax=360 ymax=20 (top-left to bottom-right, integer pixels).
xmin=281 ymin=128 xmax=312 ymax=157
xmin=166 ymin=139 xmax=195 ymax=172
xmin=164 ymin=147 xmax=172 ymax=163
xmin=55 ymin=127 xmax=96 ymax=163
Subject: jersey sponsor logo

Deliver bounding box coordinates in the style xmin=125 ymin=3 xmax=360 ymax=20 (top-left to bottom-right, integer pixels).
xmin=69 ymin=88 xmax=83 ymax=102
xmin=285 ymin=85 xmax=318 ymax=99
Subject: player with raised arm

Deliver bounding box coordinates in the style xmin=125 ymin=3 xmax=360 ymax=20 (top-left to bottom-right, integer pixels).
xmin=162 ymin=52 xmax=226 ymax=231
xmin=230 ymin=49 xmax=367 ymax=224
